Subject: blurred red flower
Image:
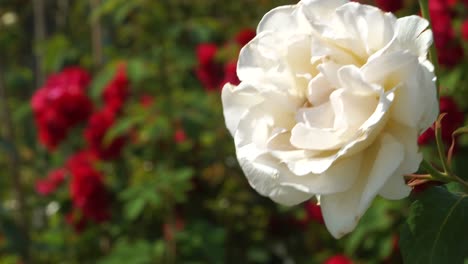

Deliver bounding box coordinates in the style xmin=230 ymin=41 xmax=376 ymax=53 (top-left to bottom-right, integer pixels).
xmin=234 ymin=28 xmax=256 ymax=47
xmin=84 ymin=107 xmax=126 ymax=160
xmin=375 ymin=0 xmax=403 ymax=12
xmin=462 ymin=20 xmax=468 ymax=41
xmin=31 ymin=67 xmax=93 ymax=150
xmin=418 ymin=96 xmax=464 ymax=145
xmin=66 ymin=150 xmax=98 ymax=171
xmin=35 ymin=168 xmax=67 ymax=196
xmin=195 ymin=29 xmax=255 ymax=91
xmin=68 ymin=154 xmax=110 ymax=223
xmin=102 ymin=64 xmax=129 ymax=113
xmin=222 ymin=61 xmax=240 ymax=86
xmin=429 ymin=0 xmax=464 ymax=67
xmin=174 ymin=128 xmax=187 ymax=143
xmin=195 ymin=43 xmax=224 ymax=91
xmin=65 ymin=211 xmax=88 ymax=233
xmin=324 ymin=255 xmax=353 ymax=264
xmin=304 ymin=202 xmax=325 ymax=225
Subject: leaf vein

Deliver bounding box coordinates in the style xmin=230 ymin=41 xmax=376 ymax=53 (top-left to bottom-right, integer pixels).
xmin=429 ymin=195 xmax=468 ymax=263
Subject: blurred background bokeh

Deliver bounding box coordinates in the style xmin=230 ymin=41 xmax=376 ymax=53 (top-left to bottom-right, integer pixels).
xmin=0 ymin=0 xmax=467 ymax=263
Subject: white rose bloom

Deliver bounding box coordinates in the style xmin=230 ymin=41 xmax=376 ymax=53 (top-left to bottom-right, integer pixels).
xmin=221 ymin=0 xmax=438 ymax=238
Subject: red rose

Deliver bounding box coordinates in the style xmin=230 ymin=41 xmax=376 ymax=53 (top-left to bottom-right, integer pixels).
xmin=196 ymin=43 xmax=218 ymax=66
xmin=462 ymin=20 xmax=468 ymax=41
xmin=304 ymin=201 xmax=325 ymax=225
xmin=418 ymin=96 xmax=464 ymax=145
xmin=195 ymin=43 xmax=224 ymax=91
xmin=234 ymin=28 xmax=256 ymax=47
xmin=69 ymin=155 xmax=110 ymax=223
xmin=66 ymin=150 xmax=97 ymax=171
xmin=324 ymin=255 xmax=353 ymax=264
xmin=84 ymin=108 xmax=126 ymax=160
xmin=375 ymin=0 xmax=403 ymax=12
xmin=222 ymin=61 xmax=240 ymax=86
xmin=35 ymin=168 xmax=67 ymax=196
xmin=31 ymin=67 xmax=93 ymax=150
xmin=102 ymin=63 xmax=129 ymax=113
xmin=429 ymin=0 xmax=464 ymax=68
xmin=65 ymin=211 xmax=88 ymax=233
xmin=36 ymin=108 xmax=70 ymax=150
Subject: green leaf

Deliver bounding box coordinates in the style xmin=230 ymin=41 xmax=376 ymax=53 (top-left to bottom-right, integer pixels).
xmin=97 ymin=239 xmax=156 ymax=264
xmin=89 ymin=64 xmax=117 ymax=100
xmin=127 ymin=58 xmax=151 ymax=83
xmin=124 ymin=197 xmax=145 ymax=221
xmin=400 ymin=187 xmax=468 ymax=264
xmin=104 ymin=115 xmax=144 ymax=145
xmin=36 ymin=34 xmax=79 ymax=73
xmin=12 ymin=103 xmax=31 ymax=122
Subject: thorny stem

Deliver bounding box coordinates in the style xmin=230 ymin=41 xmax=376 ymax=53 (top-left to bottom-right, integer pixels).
xmin=420 ymin=160 xmax=451 ymax=183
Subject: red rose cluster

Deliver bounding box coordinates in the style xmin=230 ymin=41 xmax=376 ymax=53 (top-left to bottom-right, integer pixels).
xmin=35 ymin=168 xmax=67 ymax=196
xmin=32 ymin=64 xmax=130 ymax=231
xmin=84 ymin=64 xmax=129 ymax=160
xmin=31 ymin=67 xmax=93 ymax=150
xmin=67 ymin=151 xmax=111 ymax=229
xmin=195 ymin=28 xmax=256 ymax=91
xmin=418 ymin=96 xmax=464 ymax=146
xmin=102 ymin=64 xmax=129 ymax=113
xmin=429 ymin=0 xmax=468 ymax=68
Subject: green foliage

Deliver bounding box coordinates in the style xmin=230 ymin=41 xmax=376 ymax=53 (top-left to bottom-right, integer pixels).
xmin=120 ymin=166 xmax=194 ymax=221
xmin=344 ymin=198 xmax=403 ymax=262
xmin=400 ymin=187 xmax=468 ymax=264
xmin=37 ymin=35 xmax=80 ymax=73
xmin=97 ymin=239 xmax=163 ymax=264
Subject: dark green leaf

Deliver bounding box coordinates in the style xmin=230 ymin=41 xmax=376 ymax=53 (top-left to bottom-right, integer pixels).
xmin=124 ymin=197 xmax=145 ymax=221
xmin=400 ymin=187 xmax=468 ymax=264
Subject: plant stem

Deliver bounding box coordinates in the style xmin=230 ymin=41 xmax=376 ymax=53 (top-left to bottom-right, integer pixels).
xmin=33 ymin=0 xmax=46 ymax=86
xmin=90 ymin=0 xmax=104 ymax=69
xmin=435 ymin=114 xmax=450 ymax=174
xmin=420 ymin=160 xmax=451 ymax=183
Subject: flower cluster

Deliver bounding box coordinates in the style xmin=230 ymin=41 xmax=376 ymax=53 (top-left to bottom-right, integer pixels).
xmin=195 ymin=29 xmax=256 ymax=91
xmin=68 ymin=151 xmax=111 ymax=228
xmin=84 ymin=108 xmax=127 ymax=160
xmin=84 ymin=64 xmax=129 ymax=160
xmin=31 ymin=67 xmax=93 ymax=150
xmin=102 ymin=64 xmax=129 ymax=113
xmin=32 ymin=64 xmax=130 ymax=231
xmin=429 ymin=0 xmax=468 ymax=67
xmin=35 ymin=168 xmax=67 ymax=196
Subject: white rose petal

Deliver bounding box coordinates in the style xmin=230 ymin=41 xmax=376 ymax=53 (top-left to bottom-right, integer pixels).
xmin=221 ymin=0 xmax=438 ymax=238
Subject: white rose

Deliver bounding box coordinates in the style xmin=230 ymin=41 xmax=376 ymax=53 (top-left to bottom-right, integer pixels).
xmin=221 ymin=0 xmax=438 ymax=238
